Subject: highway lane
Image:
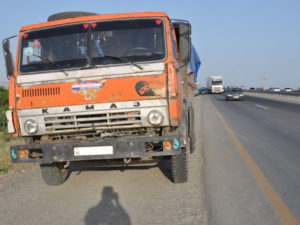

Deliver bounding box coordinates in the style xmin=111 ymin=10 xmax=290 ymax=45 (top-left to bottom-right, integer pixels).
xmin=201 ymin=94 xmax=300 ymax=224
xmin=245 ymin=94 xmax=300 ymax=114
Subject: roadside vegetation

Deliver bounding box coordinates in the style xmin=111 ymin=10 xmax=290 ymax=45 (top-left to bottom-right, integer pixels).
xmin=0 ymin=135 xmax=24 ymax=174
xmin=0 ymin=86 xmax=10 ymax=173
xmin=0 ymin=87 xmax=26 ymax=174
xmin=0 ymin=86 xmax=8 ymax=131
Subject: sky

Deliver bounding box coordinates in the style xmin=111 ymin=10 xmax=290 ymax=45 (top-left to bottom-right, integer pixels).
xmin=0 ymin=0 xmax=299 ymax=89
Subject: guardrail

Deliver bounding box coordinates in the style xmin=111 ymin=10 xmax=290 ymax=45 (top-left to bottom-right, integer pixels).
xmin=244 ymin=90 xmax=300 ymax=104
xmin=244 ymin=90 xmax=300 ymax=96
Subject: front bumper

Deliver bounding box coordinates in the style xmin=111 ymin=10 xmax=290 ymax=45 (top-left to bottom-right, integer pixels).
xmin=10 ymin=135 xmax=182 ymax=164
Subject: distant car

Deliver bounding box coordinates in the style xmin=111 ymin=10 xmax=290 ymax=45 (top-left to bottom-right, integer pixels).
xmin=249 ymin=87 xmax=255 ymax=91
xmin=225 ymin=88 xmax=244 ymax=101
xmin=198 ymin=87 xmax=208 ymax=94
xmin=274 ymin=88 xmax=281 ymax=92
xmin=283 ymin=88 xmax=292 ymax=92
xmin=269 ymin=87 xmax=281 ymax=92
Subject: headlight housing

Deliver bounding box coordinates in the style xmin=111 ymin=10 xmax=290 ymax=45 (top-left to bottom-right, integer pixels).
xmin=24 ymin=119 xmax=39 ymax=134
xmin=148 ymin=110 xmax=164 ymax=125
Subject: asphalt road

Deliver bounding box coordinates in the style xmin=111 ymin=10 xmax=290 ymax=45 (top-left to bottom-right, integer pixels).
xmin=202 ymin=94 xmax=300 ymax=225
xmin=0 ymin=99 xmax=207 ymax=225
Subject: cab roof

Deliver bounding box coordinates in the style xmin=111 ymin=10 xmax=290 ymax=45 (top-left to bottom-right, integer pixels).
xmin=20 ymin=12 xmax=168 ymax=32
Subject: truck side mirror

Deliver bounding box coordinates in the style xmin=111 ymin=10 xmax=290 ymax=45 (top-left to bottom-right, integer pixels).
xmin=2 ymin=37 xmax=16 ymax=77
xmin=172 ymin=20 xmax=191 ymax=64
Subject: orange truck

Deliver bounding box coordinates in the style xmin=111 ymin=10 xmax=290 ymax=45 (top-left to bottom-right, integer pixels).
xmin=3 ymin=11 xmax=195 ymax=185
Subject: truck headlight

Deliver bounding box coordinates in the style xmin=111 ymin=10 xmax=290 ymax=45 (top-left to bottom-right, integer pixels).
xmin=148 ymin=110 xmax=163 ymax=125
xmin=24 ymin=119 xmax=39 ymax=134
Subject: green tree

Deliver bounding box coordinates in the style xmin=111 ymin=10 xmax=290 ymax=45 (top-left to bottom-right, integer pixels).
xmin=0 ymin=87 xmax=9 ymax=131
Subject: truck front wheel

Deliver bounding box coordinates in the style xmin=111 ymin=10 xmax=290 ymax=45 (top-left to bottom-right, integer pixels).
xmin=171 ymin=147 xmax=188 ymax=183
xmin=40 ymin=162 xmax=69 ymax=186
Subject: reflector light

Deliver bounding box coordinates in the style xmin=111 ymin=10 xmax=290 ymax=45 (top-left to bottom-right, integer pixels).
xmin=83 ymin=24 xmax=89 ymax=29
xmin=156 ymin=20 xmax=162 ymax=25
xmin=23 ymin=33 xmax=28 ymax=38
xmin=91 ymin=23 xmax=97 ymax=28
xmin=18 ymin=150 xmax=29 ymax=156
xmin=163 ymin=141 xmax=172 ymax=151
xmin=18 ymin=150 xmax=29 ymax=159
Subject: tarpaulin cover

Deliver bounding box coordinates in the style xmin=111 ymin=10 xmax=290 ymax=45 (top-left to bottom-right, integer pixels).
xmin=187 ymin=44 xmax=201 ymax=82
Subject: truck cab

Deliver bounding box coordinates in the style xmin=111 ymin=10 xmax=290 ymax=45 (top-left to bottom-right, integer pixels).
xmin=207 ymin=76 xmax=224 ymax=94
xmin=3 ymin=12 xmax=194 ymax=185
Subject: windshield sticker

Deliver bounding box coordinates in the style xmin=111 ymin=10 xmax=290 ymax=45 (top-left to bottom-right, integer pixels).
xmin=72 ymin=80 xmax=106 ymax=100
xmin=24 ymin=47 xmax=33 ymax=56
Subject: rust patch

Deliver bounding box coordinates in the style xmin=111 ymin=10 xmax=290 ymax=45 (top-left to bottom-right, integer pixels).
xmin=171 ymin=118 xmax=180 ymax=126
xmin=150 ymin=82 xmax=166 ymax=98
xmin=108 ymin=92 xmax=123 ymax=101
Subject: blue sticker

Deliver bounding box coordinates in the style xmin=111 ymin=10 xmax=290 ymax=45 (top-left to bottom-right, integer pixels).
xmin=72 ymin=80 xmax=106 ymax=91
xmin=11 ymin=149 xmax=17 ymax=159
xmin=173 ymin=139 xmax=180 ymax=149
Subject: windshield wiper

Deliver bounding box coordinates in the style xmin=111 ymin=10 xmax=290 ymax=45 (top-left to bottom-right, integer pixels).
xmin=32 ymin=54 xmax=69 ymax=76
xmin=100 ymin=55 xmax=143 ymax=70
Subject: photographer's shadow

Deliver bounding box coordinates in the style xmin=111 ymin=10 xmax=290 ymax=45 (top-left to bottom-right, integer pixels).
xmin=85 ymin=186 xmax=131 ymax=225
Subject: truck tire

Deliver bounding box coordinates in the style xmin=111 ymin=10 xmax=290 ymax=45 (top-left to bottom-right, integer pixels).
xmin=40 ymin=162 xmax=69 ymax=185
xmin=189 ymin=106 xmax=195 ymax=154
xmin=171 ymin=147 xmax=188 ymax=183
xmin=47 ymin=11 xmax=98 ymax=22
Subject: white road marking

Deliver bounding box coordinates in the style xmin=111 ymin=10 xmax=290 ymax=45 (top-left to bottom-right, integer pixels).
xmin=255 ymin=104 xmax=269 ymax=110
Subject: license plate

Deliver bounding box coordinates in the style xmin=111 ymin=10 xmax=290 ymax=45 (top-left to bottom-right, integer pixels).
xmin=74 ymin=146 xmax=113 ymax=156
xmin=233 ymin=96 xmax=239 ymax=99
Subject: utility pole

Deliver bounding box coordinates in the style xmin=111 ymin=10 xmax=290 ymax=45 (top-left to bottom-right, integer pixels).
xmin=263 ymin=74 xmax=267 ymax=90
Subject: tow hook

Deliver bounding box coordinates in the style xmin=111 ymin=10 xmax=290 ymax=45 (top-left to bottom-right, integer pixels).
xmin=123 ymin=158 xmax=131 ymax=165
xmin=63 ymin=161 xmax=70 ymax=168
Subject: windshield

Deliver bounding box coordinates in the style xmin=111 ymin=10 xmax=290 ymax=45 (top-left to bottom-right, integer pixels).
xmin=20 ymin=19 xmax=166 ymax=73
xmin=212 ymin=80 xmax=222 ymax=85
xmin=91 ymin=19 xmax=165 ymax=66
xmin=20 ymin=24 xmax=88 ymax=73
xmin=229 ymin=88 xmax=243 ymax=92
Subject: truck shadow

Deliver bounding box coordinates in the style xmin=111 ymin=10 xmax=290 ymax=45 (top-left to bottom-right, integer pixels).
xmin=84 ymin=186 xmax=131 ymax=225
xmin=157 ymin=158 xmax=172 ymax=181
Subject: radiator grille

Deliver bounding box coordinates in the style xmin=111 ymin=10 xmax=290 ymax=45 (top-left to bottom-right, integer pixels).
xmin=22 ymin=87 xmax=60 ymax=98
xmin=44 ymin=110 xmax=141 ymax=133
xmin=214 ymin=87 xmax=221 ymax=92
